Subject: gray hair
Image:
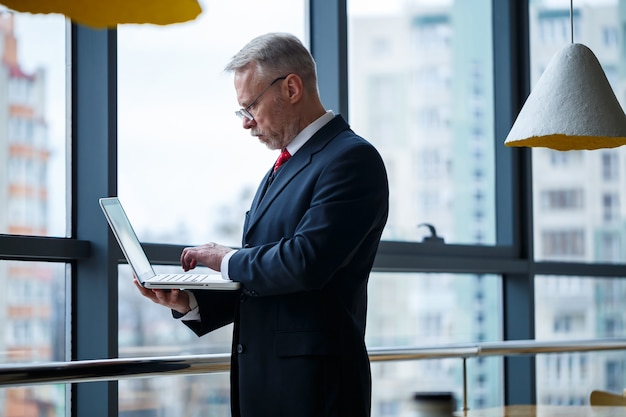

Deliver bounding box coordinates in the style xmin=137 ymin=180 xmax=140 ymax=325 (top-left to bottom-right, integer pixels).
xmin=225 ymin=33 xmax=318 ymax=88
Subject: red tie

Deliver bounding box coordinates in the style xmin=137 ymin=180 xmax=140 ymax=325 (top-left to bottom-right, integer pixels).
xmin=274 ymin=149 xmax=291 ymax=172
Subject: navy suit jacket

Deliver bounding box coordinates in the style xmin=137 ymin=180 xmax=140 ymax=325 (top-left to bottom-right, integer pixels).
xmin=184 ymin=115 xmax=389 ymax=417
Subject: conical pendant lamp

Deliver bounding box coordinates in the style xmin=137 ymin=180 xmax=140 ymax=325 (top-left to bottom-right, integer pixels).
xmin=0 ymin=0 xmax=202 ymax=28
xmin=505 ymin=3 xmax=626 ymax=150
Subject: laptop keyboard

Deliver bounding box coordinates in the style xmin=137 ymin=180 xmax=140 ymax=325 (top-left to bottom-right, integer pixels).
xmin=155 ymin=274 xmax=220 ymax=283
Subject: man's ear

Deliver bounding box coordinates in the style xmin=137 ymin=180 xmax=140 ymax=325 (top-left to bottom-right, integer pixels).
xmin=284 ymin=73 xmax=303 ymax=104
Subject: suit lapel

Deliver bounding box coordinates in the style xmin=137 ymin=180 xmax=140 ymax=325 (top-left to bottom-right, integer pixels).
xmin=244 ymin=115 xmax=350 ymax=239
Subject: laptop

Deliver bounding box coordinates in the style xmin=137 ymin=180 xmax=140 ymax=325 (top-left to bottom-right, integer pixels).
xmin=99 ymin=197 xmax=240 ymax=291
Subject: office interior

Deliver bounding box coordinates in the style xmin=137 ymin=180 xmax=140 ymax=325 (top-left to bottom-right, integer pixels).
xmin=2 ymin=0 xmax=626 ymax=416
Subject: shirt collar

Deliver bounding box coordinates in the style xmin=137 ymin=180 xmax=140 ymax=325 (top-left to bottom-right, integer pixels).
xmin=285 ymin=110 xmax=335 ymax=156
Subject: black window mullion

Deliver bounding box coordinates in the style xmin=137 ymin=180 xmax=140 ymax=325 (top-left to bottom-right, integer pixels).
xmin=70 ymin=23 xmax=118 ymax=417
xmin=493 ymin=0 xmax=536 ymax=405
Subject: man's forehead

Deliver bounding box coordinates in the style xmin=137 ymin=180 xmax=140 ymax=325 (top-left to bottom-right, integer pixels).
xmin=235 ymin=67 xmax=261 ymax=84
xmin=234 ymin=70 xmax=261 ymax=103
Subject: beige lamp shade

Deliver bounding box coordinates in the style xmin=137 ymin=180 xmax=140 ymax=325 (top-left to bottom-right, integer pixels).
xmin=505 ymin=43 xmax=626 ymax=151
xmin=1 ymin=0 xmax=202 ymax=28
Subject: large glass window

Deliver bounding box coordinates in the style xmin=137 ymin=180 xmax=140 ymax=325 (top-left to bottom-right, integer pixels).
xmin=530 ymin=0 xmax=626 ymax=264
xmin=0 ymin=11 xmax=67 ymax=237
xmin=119 ymin=374 xmax=230 ymax=416
xmin=366 ymin=272 xmax=503 ymax=411
xmin=347 ymin=0 xmax=501 ymax=412
xmin=0 ymin=260 xmax=67 ymax=415
xmin=0 ymin=9 xmax=68 ymax=417
xmin=535 ymin=275 xmax=626 ymax=404
xmin=117 ymin=1 xmax=306 ymax=247
xmin=530 ymin=1 xmax=626 ymax=399
xmin=6 ymin=0 xmax=626 ymax=414
xmin=347 ymin=0 xmax=495 ymax=245
xmin=118 ymin=264 xmax=232 ymax=358
xmin=117 ymin=2 xmax=306 ymax=415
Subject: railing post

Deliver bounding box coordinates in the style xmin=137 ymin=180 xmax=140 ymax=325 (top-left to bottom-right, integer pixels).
xmin=463 ymin=357 xmax=469 ymax=412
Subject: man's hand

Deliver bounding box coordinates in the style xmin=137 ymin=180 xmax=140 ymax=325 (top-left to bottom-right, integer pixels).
xmin=133 ymin=278 xmax=191 ymax=314
xmin=180 ymin=242 xmax=233 ymax=272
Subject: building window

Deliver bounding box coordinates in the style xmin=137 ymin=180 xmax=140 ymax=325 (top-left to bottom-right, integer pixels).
xmin=541 ymin=230 xmax=585 ymax=257
xmin=602 ymin=25 xmax=618 ymax=48
xmin=606 ymin=360 xmax=624 ymax=392
xmin=601 ymin=151 xmax=619 ymax=181
xmin=603 ymin=193 xmax=620 ymax=223
xmin=548 ymin=150 xmax=582 ymax=167
xmin=540 ymin=189 xmax=584 ymax=211
xmin=604 ymin=317 xmax=622 ymax=338
xmin=370 ymin=37 xmax=392 ymax=58
xmin=597 ymin=232 xmax=621 ymax=263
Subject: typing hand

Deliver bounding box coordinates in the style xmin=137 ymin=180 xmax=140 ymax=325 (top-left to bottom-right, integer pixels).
xmin=180 ymin=242 xmax=233 ymax=272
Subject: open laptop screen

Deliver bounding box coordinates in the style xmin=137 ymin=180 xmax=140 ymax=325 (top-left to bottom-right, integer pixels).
xmin=100 ymin=197 xmax=155 ymax=282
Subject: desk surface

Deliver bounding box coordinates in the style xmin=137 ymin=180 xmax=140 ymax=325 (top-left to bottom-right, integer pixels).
xmin=458 ymin=405 xmax=626 ymax=417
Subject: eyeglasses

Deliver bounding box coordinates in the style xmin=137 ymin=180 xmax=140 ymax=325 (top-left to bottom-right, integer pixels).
xmin=235 ymin=75 xmax=288 ymax=121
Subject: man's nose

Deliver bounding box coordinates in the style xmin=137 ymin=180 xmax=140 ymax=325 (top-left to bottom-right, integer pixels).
xmin=242 ymin=117 xmax=255 ymax=129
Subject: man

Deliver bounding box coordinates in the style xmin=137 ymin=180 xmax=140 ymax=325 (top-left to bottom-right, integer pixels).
xmin=135 ymin=32 xmax=389 ymax=417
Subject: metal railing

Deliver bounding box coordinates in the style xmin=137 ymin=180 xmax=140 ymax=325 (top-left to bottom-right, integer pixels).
xmin=2 ymin=338 xmax=626 ymax=410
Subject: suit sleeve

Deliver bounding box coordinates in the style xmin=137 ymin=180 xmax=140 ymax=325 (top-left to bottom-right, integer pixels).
xmin=179 ymin=289 xmax=240 ymax=337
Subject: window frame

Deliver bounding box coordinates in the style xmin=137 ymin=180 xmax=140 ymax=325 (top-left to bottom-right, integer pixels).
xmin=3 ymin=0 xmax=626 ymax=414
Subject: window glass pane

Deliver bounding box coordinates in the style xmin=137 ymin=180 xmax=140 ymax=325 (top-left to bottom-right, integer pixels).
xmin=0 ymin=260 xmax=67 ymax=415
xmin=119 ymin=263 xmax=233 ymax=415
xmin=535 ymin=275 xmax=626 ymax=404
xmin=119 ymin=264 xmax=232 ymax=358
xmin=0 ymin=386 xmax=66 ymax=416
xmin=117 ymin=3 xmax=305 ymax=413
xmin=119 ymin=374 xmax=230 ymax=416
xmin=367 ymin=272 xmax=503 ymax=411
xmin=0 ymin=11 xmax=67 ymax=237
xmin=120 ymin=272 xmax=504 ymax=413
xmin=117 ymin=1 xmax=305 ymax=247
xmin=530 ymin=0 xmax=626 ymax=263
xmin=347 ymin=1 xmax=495 ymax=245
